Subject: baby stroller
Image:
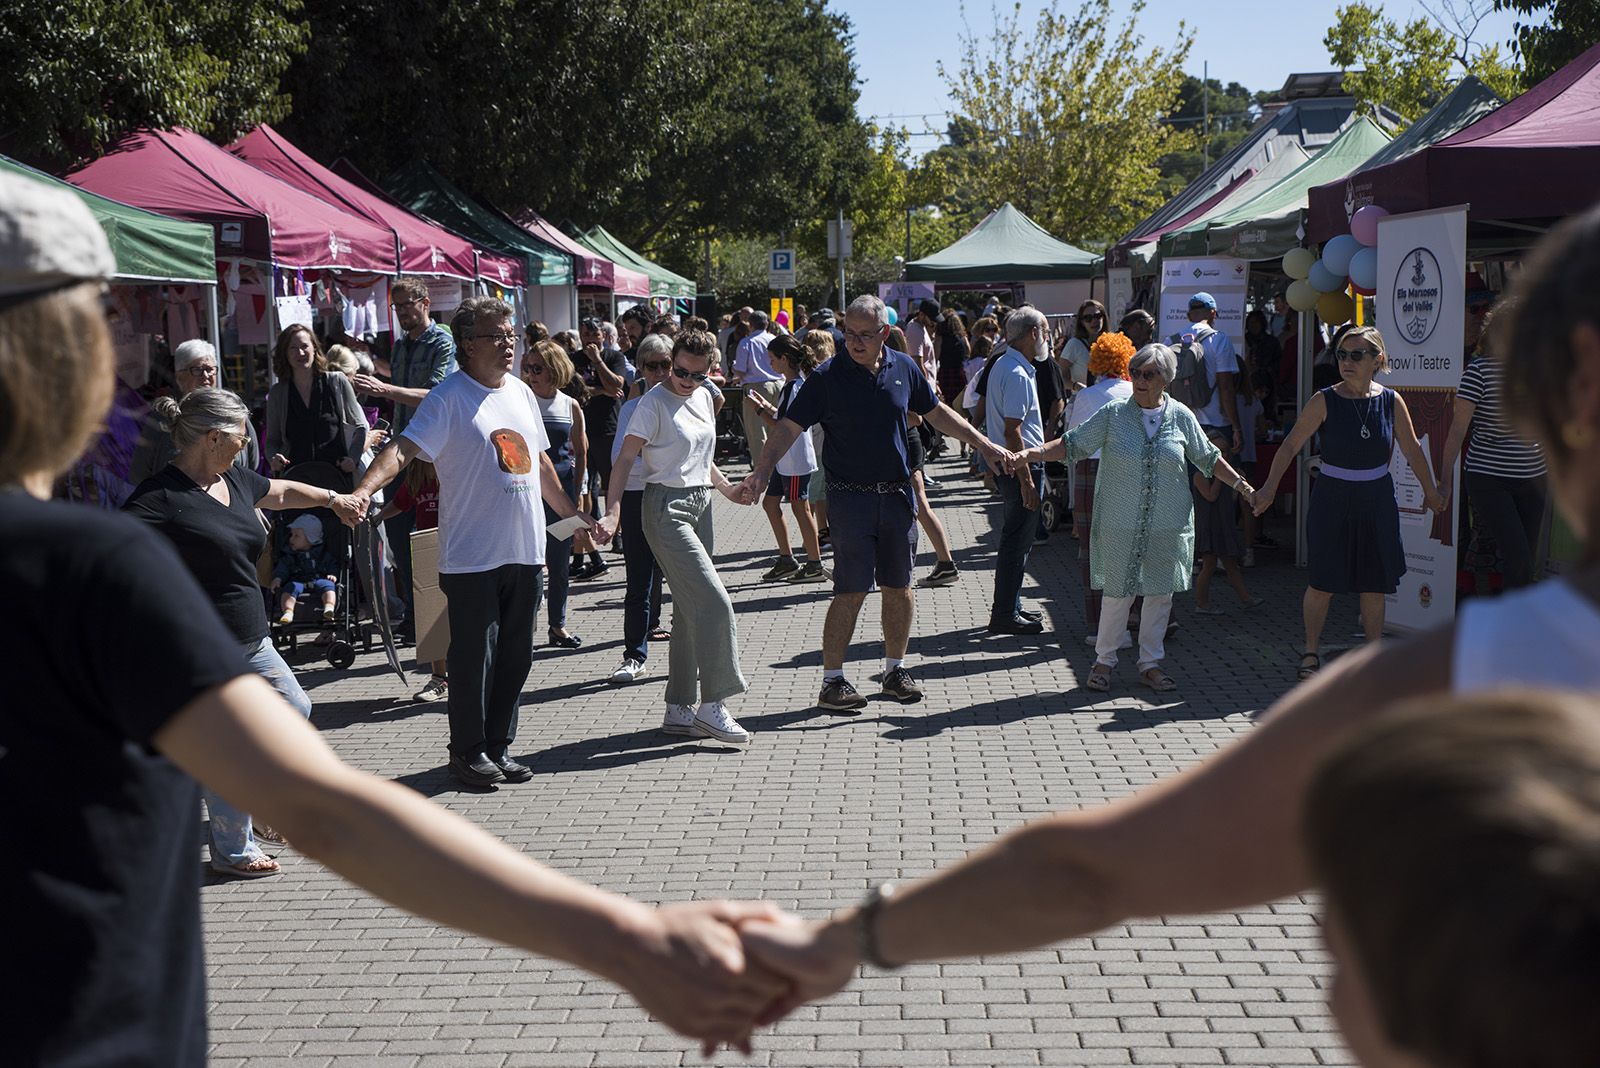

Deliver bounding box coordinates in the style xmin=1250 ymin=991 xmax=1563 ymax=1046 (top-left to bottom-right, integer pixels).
xmin=715 ymin=383 xmax=750 ymax=462
xmin=1038 ymin=409 xmax=1071 ymax=533
xmin=266 ymin=460 xmax=367 ymax=669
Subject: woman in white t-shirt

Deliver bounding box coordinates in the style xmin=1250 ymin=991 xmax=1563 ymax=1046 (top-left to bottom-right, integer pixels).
xmin=1058 ymin=298 xmax=1107 ymax=393
xmin=600 ymin=331 xmax=752 ymax=745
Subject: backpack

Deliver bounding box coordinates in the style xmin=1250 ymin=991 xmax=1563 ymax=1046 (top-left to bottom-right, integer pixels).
xmin=1167 ymin=326 xmax=1214 ymax=411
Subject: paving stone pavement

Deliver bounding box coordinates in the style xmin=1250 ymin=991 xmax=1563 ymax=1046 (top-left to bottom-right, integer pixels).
xmin=204 ymin=451 xmax=1365 ymax=1068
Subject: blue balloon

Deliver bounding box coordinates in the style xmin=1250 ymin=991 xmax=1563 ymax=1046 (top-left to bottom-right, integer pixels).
xmin=1309 ymin=260 xmax=1345 ymax=293
xmin=1348 ymin=246 xmax=1378 ymax=291
xmin=886 ymin=305 xmax=899 ymax=325
xmin=1322 ymin=234 xmax=1362 ymax=276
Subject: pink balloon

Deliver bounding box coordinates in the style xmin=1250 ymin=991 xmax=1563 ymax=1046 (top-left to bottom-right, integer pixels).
xmin=776 ymin=310 xmax=790 ymax=328
xmin=1351 ymin=204 xmax=1389 ymax=247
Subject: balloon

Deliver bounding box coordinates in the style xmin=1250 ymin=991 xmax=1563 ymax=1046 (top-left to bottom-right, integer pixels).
xmin=1351 ymin=204 xmax=1390 ymax=247
xmin=1353 ymin=284 xmax=1377 ymax=297
xmin=1309 ymin=260 xmax=1345 ymax=293
xmin=1348 ymin=246 xmax=1378 ymax=291
xmin=886 ymin=305 xmax=898 ymax=325
xmin=1317 ymin=290 xmax=1355 ymax=325
xmin=1322 ymin=234 xmax=1361 ymax=276
xmin=1286 ymin=279 xmax=1320 ymax=312
xmin=1282 ymin=247 xmax=1316 ymax=280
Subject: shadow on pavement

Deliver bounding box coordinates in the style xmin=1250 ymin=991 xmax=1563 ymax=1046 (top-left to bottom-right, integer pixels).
xmin=877 ymin=690 xmax=1106 ymax=740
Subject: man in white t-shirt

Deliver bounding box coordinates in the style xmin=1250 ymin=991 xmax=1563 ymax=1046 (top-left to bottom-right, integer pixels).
xmin=1176 ymin=292 xmax=1244 ymax=453
xmin=344 ymin=297 xmax=597 ymax=788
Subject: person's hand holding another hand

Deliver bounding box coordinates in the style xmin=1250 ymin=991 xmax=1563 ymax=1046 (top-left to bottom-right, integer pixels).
xmin=332 ymin=491 xmax=369 ymax=529
xmin=738 ymin=912 xmax=860 ymax=1027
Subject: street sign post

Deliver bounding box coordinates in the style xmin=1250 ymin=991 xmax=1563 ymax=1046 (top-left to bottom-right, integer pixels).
xmin=768 ymin=248 xmax=796 ymax=289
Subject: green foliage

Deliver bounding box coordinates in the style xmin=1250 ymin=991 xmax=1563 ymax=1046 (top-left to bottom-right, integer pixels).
xmin=1324 ymin=2 xmax=1524 ymax=123
xmin=931 ymin=0 xmax=1198 ymax=251
xmin=0 ymin=0 xmax=308 ymax=168
xmin=1156 ymin=76 xmax=1272 ymax=192
xmin=280 ymin=0 xmax=870 ymax=283
xmin=1494 ymin=0 xmax=1600 ymax=82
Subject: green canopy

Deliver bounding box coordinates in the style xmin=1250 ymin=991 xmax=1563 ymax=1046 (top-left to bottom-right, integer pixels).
xmin=1359 ymin=75 xmax=1503 ymax=173
xmin=573 ymin=225 xmax=696 ymax=300
xmin=2 ymin=155 xmax=215 ymax=284
xmin=382 ymin=161 xmax=574 ymax=286
xmin=906 ymin=202 xmax=1097 ymax=282
xmin=1165 ymin=117 xmax=1391 ymax=261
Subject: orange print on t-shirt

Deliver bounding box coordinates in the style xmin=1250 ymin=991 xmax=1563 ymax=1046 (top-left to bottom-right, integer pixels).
xmin=490 ymin=429 xmax=533 ymax=474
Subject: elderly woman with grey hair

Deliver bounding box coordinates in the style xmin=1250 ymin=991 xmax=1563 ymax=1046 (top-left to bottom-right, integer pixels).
xmin=128 ymin=338 xmax=260 ymax=485
xmin=125 ymin=387 xmax=363 ymax=875
xmin=1017 ymin=343 xmax=1256 ymax=692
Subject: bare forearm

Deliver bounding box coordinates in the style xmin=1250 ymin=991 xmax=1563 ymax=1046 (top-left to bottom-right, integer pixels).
xmin=925 ymin=402 xmax=986 ymax=447
xmin=355 ymin=443 xmax=408 ymax=498
xmin=387 ymin=385 xmax=432 ymax=409
xmin=1402 ymin=442 xmax=1439 ymax=496
xmin=264 ymin=480 xmax=337 ymax=511
xmin=753 ymin=420 xmax=804 ymax=480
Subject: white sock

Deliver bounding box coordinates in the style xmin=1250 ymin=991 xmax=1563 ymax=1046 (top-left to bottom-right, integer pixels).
xmin=823 ymin=668 xmax=845 ymax=683
xmin=885 ymin=657 xmax=903 ymax=673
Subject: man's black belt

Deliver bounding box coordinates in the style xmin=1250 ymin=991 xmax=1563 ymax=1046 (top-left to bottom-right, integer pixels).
xmin=827 ymin=478 xmax=913 ymax=494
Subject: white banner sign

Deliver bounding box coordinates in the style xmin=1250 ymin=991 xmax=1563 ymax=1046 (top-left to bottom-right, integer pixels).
xmin=1158 ymin=256 xmax=1247 ymax=353
xmin=1106 ymin=266 xmax=1134 ymax=322
xmin=1375 ymin=205 xmax=1468 ymax=631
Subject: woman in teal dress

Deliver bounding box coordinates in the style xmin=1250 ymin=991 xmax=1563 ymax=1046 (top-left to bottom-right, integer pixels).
xmin=1018 ymin=343 xmax=1257 ymax=692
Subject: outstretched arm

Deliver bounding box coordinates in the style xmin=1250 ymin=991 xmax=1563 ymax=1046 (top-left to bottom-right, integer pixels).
xmin=1393 ymin=393 xmax=1446 ymax=512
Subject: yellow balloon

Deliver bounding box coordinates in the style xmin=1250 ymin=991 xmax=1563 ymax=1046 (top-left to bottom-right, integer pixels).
xmin=1286 ymin=279 xmax=1319 ymax=312
xmin=1317 ymin=290 xmax=1354 ymax=325
xmin=1282 ymin=247 xmax=1316 ymax=280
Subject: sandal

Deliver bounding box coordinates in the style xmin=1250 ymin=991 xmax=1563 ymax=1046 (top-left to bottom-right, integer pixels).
xmin=211 ymin=855 xmax=280 ymax=879
xmin=1140 ymin=668 xmax=1178 ymax=692
xmin=1297 ymin=652 xmax=1322 ymax=680
xmin=255 ymin=824 xmax=289 ymax=852
xmin=1084 ymin=665 xmax=1112 ymax=692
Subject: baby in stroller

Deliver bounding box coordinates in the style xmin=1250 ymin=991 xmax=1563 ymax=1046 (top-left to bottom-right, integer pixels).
xmin=273 ymin=514 xmax=338 ymax=624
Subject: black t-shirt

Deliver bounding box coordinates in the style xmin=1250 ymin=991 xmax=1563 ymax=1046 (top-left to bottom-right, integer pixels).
xmin=0 ymin=493 xmax=248 ymax=1067
xmin=938 ymin=332 xmax=970 ymax=372
xmin=124 ymin=464 xmax=275 ymax=644
xmin=573 ymin=346 xmax=629 ymax=439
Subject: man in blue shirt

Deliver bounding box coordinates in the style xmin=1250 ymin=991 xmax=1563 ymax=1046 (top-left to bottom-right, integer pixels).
xmin=1175 ymin=292 xmax=1242 ymax=453
xmin=737 ymin=295 xmax=1012 ymax=711
xmin=732 ymin=310 xmax=781 ymax=468
xmin=985 ymin=308 xmax=1049 ymax=635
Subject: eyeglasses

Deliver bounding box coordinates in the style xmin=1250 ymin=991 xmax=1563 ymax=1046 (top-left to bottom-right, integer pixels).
xmin=391 ymin=298 xmax=424 ymax=310
xmin=473 ymin=332 xmax=518 ymax=346
xmin=843 ymin=329 xmax=883 ymax=343
xmin=523 ymin=363 xmax=547 ymax=375
xmin=178 ymin=364 xmax=217 ymax=377
xmin=670 ymin=365 xmax=709 ymax=383
xmin=643 ymin=360 xmax=672 ymax=372
xmin=1132 ymin=368 xmax=1164 ymax=382
xmin=1080 ymin=313 xmax=1104 ymax=321
xmin=1337 ymin=346 xmax=1380 ymax=362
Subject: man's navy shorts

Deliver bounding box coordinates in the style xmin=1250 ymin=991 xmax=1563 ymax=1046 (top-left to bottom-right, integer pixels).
xmin=765 ymin=470 xmax=811 ymax=502
xmin=827 ymin=485 xmax=918 ymax=593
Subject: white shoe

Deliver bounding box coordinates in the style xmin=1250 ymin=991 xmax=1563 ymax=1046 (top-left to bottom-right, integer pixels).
xmin=610 ymin=657 xmax=646 ymax=684
xmin=413 ymin=675 xmax=448 ymax=702
xmin=692 ymin=701 xmax=750 ymax=744
xmin=661 ymin=703 xmax=696 ymax=736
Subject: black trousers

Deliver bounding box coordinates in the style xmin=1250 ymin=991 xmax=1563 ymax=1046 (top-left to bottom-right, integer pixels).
xmin=439 ymin=564 xmax=543 ymax=759
xmin=1466 ymin=472 xmax=1548 ymax=589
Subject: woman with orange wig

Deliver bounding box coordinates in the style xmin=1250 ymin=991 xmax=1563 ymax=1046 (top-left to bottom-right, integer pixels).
xmin=1064 ymin=331 xmax=1135 ymax=630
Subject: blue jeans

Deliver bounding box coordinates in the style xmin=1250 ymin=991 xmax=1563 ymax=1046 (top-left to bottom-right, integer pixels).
xmin=206 ymin=637 xmax=312 ymax=866
xmin=621 ymin=489 xmax=665 ymax=663
xmin=991 ymin=466 xmax=1043 ymax=624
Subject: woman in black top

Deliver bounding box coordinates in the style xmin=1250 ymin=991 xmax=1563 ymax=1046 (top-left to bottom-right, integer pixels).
xmin=2 ymin=172 xmax=791 ymax=1068
xmin=263 ymin=323 xmax=371 ymax=474
xmin=935 ymin=311 xmax=971 ymax=407
xmin=127 ymin=387 xmax=358 ymax=875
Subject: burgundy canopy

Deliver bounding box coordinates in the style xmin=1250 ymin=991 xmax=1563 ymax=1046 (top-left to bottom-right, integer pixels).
xmin=1308 ymin=41 xmax=1600 ymax=240
xmin=229 ymin=124 xmax=478 ymax=280
xmin=67 ymin=127 xmax=397 ymax=272
xmin=511 ymin=208 xmax=628 ymax=290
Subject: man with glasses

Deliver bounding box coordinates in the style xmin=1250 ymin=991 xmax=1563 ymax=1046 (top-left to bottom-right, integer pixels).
xmin=985 ymin=308 xmax=1051 ymax=635
xmin=735 ymin=295 xmax=1013 ymax=712
xmin=351 ymin=278 xmax=457 ymax=640
xmin=342 ymin=298 xmax=597 ymax=787
xmin=130 ymin=339 xmax=260 ymax=486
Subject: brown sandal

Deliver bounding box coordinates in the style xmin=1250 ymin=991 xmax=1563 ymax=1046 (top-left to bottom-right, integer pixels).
xmin=1140 ymin=668 xmax=1177 ymax=692
xmin=1297 ymin=652 xmax=1321 ymax=680
xmin=211 ymin=855 xmax=281 ymax=879
xmin=1084 ymin=665 xmax=1112 ymax=692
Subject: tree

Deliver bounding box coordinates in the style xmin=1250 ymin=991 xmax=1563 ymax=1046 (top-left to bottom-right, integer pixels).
xmin=1157 ymin=76 xmax=1271 ymax=193
xmin=935 ymin=0 xmax=1198 ymax=250
xmin=1324 ymin=1 xmax=1524 ymax=123
xmin=1494 ymin=0 xmax=1600 ymax=83
xmin=0 ymin=0 xmax=308 ymax=168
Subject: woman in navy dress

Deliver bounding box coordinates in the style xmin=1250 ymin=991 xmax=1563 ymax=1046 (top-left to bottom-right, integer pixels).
xmin=524 ymin=340 xmax=588 ymax=649
xmin=1253 ymin=326 xmax=1445 ymax=678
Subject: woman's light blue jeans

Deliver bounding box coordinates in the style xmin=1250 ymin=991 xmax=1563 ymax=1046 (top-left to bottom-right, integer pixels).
xmin=206 ymin=637 xmax=312 ymax=867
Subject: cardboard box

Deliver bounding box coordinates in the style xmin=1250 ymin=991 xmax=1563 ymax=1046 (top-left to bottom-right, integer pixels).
xmin=411 ymin=528 xmax=450 ymax=664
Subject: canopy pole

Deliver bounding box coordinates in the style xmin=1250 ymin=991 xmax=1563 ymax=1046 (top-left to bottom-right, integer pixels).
xmin=1295 ymin=308 xmax=1312 ymax=568
xmin=836 ymin=207 xmax=847 ymax=308
xmin=206 ymin=283 xmax=222 ymax=351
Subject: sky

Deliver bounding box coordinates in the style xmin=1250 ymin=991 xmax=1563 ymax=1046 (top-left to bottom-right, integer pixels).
xmin=832 ymin=0 xmax=1526 ymax=149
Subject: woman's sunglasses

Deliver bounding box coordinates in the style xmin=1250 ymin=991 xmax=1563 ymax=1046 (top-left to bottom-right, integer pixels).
xmin=643 ymin=360 xmax=672 ymax=372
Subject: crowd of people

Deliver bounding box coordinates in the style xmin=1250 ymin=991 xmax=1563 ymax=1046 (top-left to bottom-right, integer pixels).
xmin=7 ymin=166 xmax=1600 ymax=1068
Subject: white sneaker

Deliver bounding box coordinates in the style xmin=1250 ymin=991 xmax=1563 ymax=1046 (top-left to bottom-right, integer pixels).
xmin=692 ymin=701 xmax=750 ymax=744
xmin=610 ymin=657 xmax=647 ymax=684
xmin=413 ymin=675 xmax=448 ymax=702
xmin=661 ymin=703 xmax=697 ymax=736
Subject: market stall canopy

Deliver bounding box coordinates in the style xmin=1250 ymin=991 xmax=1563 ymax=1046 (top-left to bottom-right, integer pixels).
xmin=373 ymin=160 xmax=574 ymax=287
xmin=1117 ymin=88 xmax=1365 ymax=247
xmin=905 ymin=203 xmax=1098 ymax=282
xmin=2 ymin=155 xmax=215 ymax=284
xmin=66 ymin=127 xmax=397 ymax=272
xmin=229 ymin=124 xmax=482 ymax=282
xmin=1171 ymin=116 xmax=1391 ymax=260
xmin=572 ymin=224 xmax=694 ymax=300
xmin=1308 ymin=43 xmax=1600 ymax=241
xmin=1110 ymin=144 xmax=1311 ymax=271
xmin=510 ymin=209 xmax=628 ymax=291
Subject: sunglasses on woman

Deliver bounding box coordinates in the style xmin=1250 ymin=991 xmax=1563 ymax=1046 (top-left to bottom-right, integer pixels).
xmin=643 ymin=360 xmax=672 ymax=372
xmin=670 ymin=364 xmax=709 ymax=383
xmin=1337 ymin=346 xmax=1381 ymax=362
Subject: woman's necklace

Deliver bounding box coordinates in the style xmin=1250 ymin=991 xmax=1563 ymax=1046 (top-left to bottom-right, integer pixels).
xmin=1347 ymin=385 xmax=1377 ymax=440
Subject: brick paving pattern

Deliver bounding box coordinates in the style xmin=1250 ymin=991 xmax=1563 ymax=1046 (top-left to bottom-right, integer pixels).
xmin=203 ymin=452 xmax=1361 ymax=1067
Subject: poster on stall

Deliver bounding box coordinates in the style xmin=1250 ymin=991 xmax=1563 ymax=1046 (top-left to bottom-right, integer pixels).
xmin=425 ymin=279 xmax=465 ymax=316
xmin=273 ymin=295 xmax=315 ymax=331
xmin=1157 ymin=256 xmax=1247 ymax=352
xmin=1375 ymin=205 xmax=1467 ymax=632
xmin=1106 ymin=267 xmax=1134 ymax=321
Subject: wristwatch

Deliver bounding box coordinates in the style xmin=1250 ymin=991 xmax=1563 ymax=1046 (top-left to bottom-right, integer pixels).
xmin=326 ymin=488 xmax=338 ymax=507
xmin=855 ymin=882 xmax=901 ymax=970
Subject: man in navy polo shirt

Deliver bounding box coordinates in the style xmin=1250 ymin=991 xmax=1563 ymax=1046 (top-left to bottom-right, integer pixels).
xmin=737 ymin=294 xmax=1013 ymax=711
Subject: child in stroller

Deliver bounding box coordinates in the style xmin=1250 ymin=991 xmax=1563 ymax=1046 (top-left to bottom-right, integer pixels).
xmin=273 ymin=514 xmax=338 ymax=624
